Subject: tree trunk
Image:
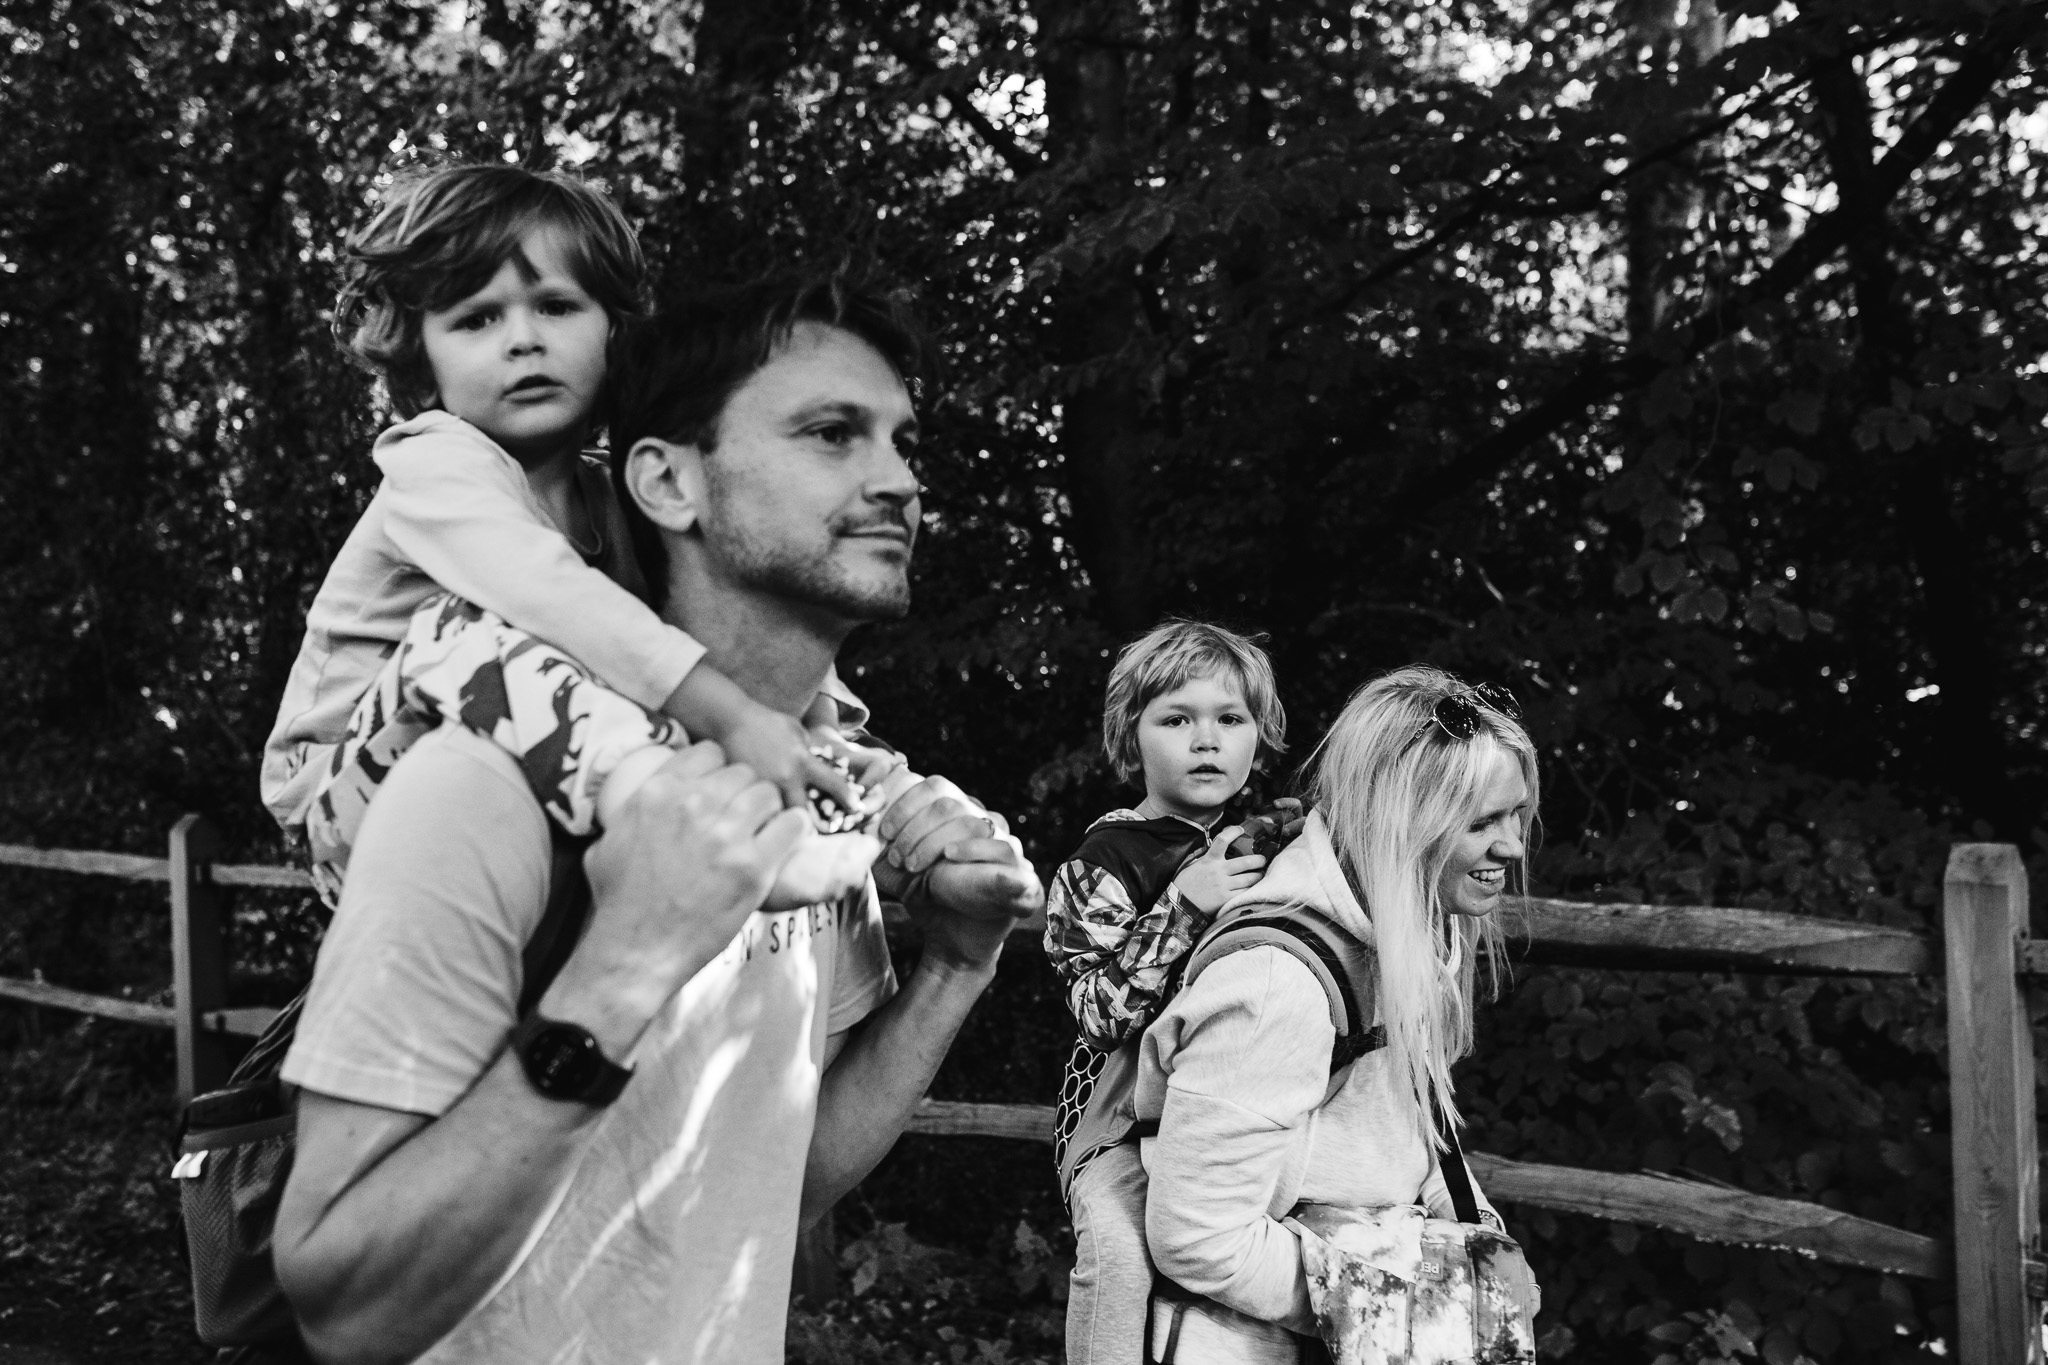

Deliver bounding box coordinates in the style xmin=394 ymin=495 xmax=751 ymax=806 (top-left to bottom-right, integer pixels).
xmin=1624 ymin=0 xmax=1724 ymax=347
xmin=1036 ymin=0 xmax=1155 ymax=636
xmin=1812 ymin=56 xmax=2015 ymax=828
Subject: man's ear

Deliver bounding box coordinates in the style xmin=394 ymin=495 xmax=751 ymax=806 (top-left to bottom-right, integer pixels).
xmin=623 ymin=437 xmax=706 ymax=534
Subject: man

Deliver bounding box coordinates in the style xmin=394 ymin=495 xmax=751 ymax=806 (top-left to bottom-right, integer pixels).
xmin=271 ymin=274 xmax=1042 ymax=1364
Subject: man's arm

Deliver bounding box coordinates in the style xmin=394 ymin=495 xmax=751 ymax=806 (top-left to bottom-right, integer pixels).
xmin=274 ymin=740 xmax=817 ymax=1365
xmin=801 ymin=777 xmax=1043 ymax=1221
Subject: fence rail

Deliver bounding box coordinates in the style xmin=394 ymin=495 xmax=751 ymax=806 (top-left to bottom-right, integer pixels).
xmin=2 ymin=824 xmax=2042 ymax=1363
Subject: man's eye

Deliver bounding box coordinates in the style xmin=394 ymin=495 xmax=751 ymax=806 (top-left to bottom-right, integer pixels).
xmin=813 ymin=423 xmax=853 ymax=445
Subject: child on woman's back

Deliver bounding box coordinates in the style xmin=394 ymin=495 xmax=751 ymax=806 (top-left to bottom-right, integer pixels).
xmin=1043 ymin=620 xmax=1288 ymax=1365
xmin=260 ymin=165 xmax=868 ymax=897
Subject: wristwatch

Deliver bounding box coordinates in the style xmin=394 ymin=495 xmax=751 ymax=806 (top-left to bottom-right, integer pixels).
xmin=510 ymin=1015 xmax=633 ymax=1106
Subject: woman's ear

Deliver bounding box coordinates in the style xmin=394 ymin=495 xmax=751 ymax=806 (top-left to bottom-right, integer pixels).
xmin=623 ymin=437 xmax=705 ymax=534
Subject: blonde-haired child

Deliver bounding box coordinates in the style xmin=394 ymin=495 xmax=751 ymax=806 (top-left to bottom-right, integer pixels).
xmin=1042 ymin=619 xmax=1287 ymax=1365
xmin=261 ymin=164 xmax=870 ymax=900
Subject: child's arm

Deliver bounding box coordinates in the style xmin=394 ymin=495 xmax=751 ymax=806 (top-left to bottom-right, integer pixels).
xmin=1042 ymin=856 xmax=1201 ymax=1050
xmin=375 ymin=425 xmax=857 ymax=810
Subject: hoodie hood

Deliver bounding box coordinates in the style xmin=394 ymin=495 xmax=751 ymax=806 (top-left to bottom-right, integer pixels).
xmin=1217 ymin=809 xmax=1374 ymax=946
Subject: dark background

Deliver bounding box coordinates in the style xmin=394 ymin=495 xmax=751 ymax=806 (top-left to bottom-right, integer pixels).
xmin=3 ymin=0 xmax=2046 ymax=1360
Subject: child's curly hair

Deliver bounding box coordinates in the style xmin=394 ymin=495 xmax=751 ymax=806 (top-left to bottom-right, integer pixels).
xmin=333 ymin=163 xmax=648 ymax=416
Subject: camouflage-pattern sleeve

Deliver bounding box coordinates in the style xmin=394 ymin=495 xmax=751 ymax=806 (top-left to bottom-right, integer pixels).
xmin=303 ymin=594 xmax=679 ymax=906
xmin=1043 ymin=856 xmax=1213 ymax=1049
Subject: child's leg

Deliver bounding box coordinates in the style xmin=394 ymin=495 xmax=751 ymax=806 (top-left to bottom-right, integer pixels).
xmin=306 ymin=594 xmax=678 ymax=904
xmin=1066 ymin=1141 xmax=1153 ymax=1365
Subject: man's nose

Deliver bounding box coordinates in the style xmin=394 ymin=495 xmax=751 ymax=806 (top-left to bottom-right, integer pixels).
xmin=865 ymin=438 xmax=921 ymax=506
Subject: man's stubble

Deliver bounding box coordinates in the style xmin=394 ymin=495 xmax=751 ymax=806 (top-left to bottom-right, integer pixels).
xmin=697 ymin=459 xmax=915 ymax=624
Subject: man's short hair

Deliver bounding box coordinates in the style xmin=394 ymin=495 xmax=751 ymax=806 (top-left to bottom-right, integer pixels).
xmin=1101 ymin=619 xmax=1288 ymax=784
xmin=333 ymin=164 xmax=648 ymax=417
xmin=608 ymin=269 xmax=930 ymax=605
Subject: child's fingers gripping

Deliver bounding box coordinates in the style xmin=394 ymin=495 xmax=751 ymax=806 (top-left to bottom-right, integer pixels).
xmin=800 ymin=748 xmax=865 ymax=820
xmin=1204 ymin=826 xmax=1246 ymax=859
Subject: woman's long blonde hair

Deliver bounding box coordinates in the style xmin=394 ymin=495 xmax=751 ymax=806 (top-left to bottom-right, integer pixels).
xmin=1307 ymin=666 xmax=1539 ymax=1144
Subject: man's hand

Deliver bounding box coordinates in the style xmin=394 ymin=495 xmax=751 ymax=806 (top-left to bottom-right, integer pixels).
xmin=1172 ymin=828 xmax=1268 ymax=915
xmin=872 ymin=776 xmax=1042 ymax=972
xmin=545 ymin=741 xmax=809 ymax=1057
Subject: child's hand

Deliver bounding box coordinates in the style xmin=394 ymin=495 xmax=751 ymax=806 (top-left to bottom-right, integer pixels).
xmin=808 ymin=727 xmax=906 ymax=818
xmin=718 ymin=703 xmax=866 ymax=819
xmin=1172 ymin=828 xmax=1268 ymax=915
xmin=763 ymin=828 xmax=882 ymax=911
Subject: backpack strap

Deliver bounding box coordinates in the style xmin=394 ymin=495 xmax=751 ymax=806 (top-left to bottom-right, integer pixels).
xmin=1182 ymin=910 xmax=1384 ymax=1074
xmin=1431 ymin=1097 xmax=1484 ymax=1225
xmin=517 ymin=827 xmax=596 ymax=1018
xmin=206 ymin=825 xmax=592 ymax=1109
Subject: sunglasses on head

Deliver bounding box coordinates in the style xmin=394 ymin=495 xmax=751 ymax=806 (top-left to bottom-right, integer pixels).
xmin=1429 ymin=682 xmax=1520 ymax=742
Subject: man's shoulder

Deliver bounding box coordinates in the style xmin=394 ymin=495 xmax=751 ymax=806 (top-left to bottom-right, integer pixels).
xmin=380 ymin=725 xmax=538 ymax=811
xmin=343 ymin=727 xmax=551 ymax=912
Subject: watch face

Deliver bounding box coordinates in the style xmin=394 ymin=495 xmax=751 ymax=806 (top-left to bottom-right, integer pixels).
xmin=526 ymin=1024 xmax=603 ymax=1096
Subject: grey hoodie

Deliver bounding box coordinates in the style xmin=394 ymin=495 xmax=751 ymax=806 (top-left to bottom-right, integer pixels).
xmin=1133 ymin=810 xmax=1499 ymax=1351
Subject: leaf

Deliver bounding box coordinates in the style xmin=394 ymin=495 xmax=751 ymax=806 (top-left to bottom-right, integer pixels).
xmin=1766 ymin=391 xmax=1823 ymax=435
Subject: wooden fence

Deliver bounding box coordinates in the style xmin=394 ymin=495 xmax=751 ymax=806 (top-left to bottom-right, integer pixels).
xmin=1 ymin=820 xmax=2043 ymax=1362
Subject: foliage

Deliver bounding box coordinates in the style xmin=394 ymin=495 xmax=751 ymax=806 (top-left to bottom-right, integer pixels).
xmin=785 ymin=1220 xmax=1066 ymax=1364
xmin=0 ymin=1015 xmax=191 ymax=1363
xmin=4 ymin=0 xmax=2048 ymax=1359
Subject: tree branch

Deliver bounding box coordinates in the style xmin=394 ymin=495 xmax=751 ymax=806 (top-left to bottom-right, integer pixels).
xmin=1367 ymin=0 xmax=2047 ymax=531
xmin=842 ymin=0 xmax=1046 ymax=176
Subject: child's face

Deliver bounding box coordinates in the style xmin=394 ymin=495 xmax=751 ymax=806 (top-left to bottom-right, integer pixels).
xmin=420 ymin=224 xmax=609 ymax=465
xmin=1134 ymin=671 xmax=1259 ymax=822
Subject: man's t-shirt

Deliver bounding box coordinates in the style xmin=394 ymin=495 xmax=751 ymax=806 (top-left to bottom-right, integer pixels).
xmin=280 ymin=725 xmax=897 ymax=1363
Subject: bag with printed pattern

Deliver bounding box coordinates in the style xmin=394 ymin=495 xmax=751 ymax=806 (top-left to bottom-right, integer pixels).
xmin=1287 ymin=1192 xmax=1540 ymax=1365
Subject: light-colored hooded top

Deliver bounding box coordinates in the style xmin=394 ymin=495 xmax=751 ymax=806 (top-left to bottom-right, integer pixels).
xmin=1134 ymin=809 xmax=1499 ymax=1346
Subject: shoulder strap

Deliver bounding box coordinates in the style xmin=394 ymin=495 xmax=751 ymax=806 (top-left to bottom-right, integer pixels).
xmin=518 ymin=827 xmax=596 ymax=1017
xmin=1184 ymin=911 xmax=1384 ymax=1073
xmin=1433 ymin=1101 xmax=1483 ymax=1225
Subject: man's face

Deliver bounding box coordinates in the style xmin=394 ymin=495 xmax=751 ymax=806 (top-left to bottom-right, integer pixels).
xmin=695 ymin=320 xmax=922 ymax=622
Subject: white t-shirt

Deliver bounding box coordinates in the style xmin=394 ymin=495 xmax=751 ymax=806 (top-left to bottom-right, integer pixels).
xmin=281 ymin=725 xmax=897 ymax=1363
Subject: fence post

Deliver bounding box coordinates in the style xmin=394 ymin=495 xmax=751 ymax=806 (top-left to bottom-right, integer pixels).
xmin=171 ymin=814 xmax=229 ymax=1106
xmin=1946 ymin=843 xmax=2043 ymax=1365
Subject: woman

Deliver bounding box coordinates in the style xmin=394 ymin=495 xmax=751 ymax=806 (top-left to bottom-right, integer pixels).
xmin=1131 ymin=665 xmax=1537 ymax=1362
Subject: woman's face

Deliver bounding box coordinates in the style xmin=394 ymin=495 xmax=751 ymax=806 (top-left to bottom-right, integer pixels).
xmin=1437 ymin=742 xmax=1531 ymax=918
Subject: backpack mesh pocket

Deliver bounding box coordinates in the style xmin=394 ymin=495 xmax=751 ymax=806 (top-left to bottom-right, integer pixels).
xmin=178 ymin=1110 xmax=300 ymax=1348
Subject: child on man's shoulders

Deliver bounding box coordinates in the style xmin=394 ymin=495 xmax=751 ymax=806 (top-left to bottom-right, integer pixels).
xmin=263 ymin=163 xmax=894 ymax=905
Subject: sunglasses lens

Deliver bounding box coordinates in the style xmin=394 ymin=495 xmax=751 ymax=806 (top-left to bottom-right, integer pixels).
xmin=1433 ymin=695 xmax=1481 ymax=740
xmin=1471 ymin=682 xmax=1521 ymax=719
